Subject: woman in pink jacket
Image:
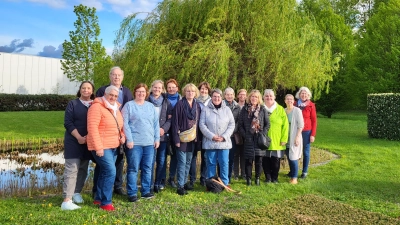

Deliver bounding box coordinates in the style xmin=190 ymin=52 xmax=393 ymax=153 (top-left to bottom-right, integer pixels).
xmin=87 ymin=85 xmax=125 ymax=211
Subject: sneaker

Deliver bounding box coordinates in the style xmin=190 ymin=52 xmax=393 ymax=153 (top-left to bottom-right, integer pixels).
xmin=300 ymin=173 xmax=307 ymax=179
xmin=61 ymin=200 xmax=81 ymax=210
xmin=168 ymin=178 xmax=177 ymax=188
xmin=113 ymin=188 xmax=126 ymax=196
xmin=100 ymin=204 xmax=115 ymax=211
xmin=72 ymin=193 xmax=84 ymax=204
xmin=141 ymin=193 xmax=154 ymax=199
xmin=159 ymin=185 xmax=165 ymax=190
xmin=177 ymin=187 xmax=187 ymax=196
xmin=128 ymin=196 xmax=138 ymax=202
xmin=93 ymin=200 xmax=101 ymax=205
xmin=184 ymin=183 xmax=194 ymax=191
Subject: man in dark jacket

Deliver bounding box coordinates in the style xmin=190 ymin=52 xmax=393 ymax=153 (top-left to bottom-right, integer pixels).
xmin=93 ymin=66 xmax=133 ymax=196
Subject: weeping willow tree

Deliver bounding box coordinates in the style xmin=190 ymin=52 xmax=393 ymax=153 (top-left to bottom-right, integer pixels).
xmin=114 ymin=0 xmax=338 ymax=97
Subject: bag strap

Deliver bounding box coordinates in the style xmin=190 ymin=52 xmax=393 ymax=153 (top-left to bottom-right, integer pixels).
xmin=108 ymin=110 xmax=122 ymax=139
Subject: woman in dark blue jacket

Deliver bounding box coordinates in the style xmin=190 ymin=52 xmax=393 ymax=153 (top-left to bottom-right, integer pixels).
xmin=61 ymin=81 xmax=95 ymax=210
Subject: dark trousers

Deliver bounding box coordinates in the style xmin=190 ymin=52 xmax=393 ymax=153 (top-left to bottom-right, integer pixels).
xmin=189 ymin=148 xmax=206 ymax=183
xmin=245 ymin=156 xmax=263 ymax=179
xmin=262 ymin=156 xmax=280 ymax=182
xmin=92 ymin=152 xmax=124 ymax=193
xmin=233 ymin=144 xmax=245 ymax=178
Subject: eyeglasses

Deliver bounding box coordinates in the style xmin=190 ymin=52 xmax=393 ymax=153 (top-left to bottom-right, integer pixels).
xmin=111 ymin=74 xmax=122 ymax=77
xmin=135 ymin=91 xmax=146 ymax=93
xmin=108 ymin=94 xmax=118 ymax=98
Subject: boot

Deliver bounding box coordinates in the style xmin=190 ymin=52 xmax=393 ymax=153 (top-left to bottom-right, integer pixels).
xmin=255 ymin=177 xmax=260 ymax=186
xmin=246 ymin=177 xmax=252 ymax=186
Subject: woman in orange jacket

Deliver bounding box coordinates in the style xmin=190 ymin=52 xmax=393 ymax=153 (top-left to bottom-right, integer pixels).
xmin=87 ymin=85 xmax=125 ymax=211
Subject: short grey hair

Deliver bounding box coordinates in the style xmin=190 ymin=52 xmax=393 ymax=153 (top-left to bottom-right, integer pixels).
xmin=295 ymin=86 xmax=312 ymax=99
xmin=109 ymin=66 xmax=124 ymax=76
xmin=224 ymin=87 xmax=235 ymax=95
xmin=105 ymin=85 xmax=119 ymax=95
xmin=211 ymin=88 xmax=223 ymax=97
xmin=263 ymin=89 xmax=275 ymax=97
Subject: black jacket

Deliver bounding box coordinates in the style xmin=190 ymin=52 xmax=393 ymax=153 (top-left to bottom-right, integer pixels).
xmin=147 ymin=93 xmax=173 ymax=142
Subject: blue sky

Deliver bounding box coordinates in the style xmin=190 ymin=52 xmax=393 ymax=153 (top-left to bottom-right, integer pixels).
xmin=0 ymin=0 xmax=160 ymax=58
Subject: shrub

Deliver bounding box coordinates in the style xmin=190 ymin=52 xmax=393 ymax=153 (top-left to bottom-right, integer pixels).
xmin=0 ymin=94 xmax=75 ymax=111
xmin=367 ymin=93 xmax=400 ymax=140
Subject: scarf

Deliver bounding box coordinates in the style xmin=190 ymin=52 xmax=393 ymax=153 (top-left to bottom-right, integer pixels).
xmin=197 ymin=95 xmax=211 ymax=104
xmin=265 ymin=101 xmax=277 ymax=114
xmin=183 ymin=97 xmax=197 ymax=120
xmin=149 ymin=94 xmax=164 ymax=107
xmin=167 ymin=92 xmax=179 ymax=107
xmin=297 ymin=99 xmax=309 ymax=110
xmin=102 ymin=96 xmax=119 ymax=117
xmin=247 ymin=103 xmax=261 ymax=134
xmin=79 ymin=99 xmax=93 ymax=108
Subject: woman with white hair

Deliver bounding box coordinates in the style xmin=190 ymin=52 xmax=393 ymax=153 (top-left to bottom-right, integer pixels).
xmin=294 ymin=87 xmax=317 ymax=179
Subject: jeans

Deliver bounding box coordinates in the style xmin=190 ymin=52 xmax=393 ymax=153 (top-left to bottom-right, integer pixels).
xmin=62 ymin=158 xmax=89 ymax=199
xmin=92 ymin=151 xmax=124 ymax=193
xmin=125 ymin=145 xmax=155 ymax=197
xmin=205 ymin=149 xmax=229 ymax=185
xmin=302 ymin=130 xmax=312 ymax=174
xmin=91 ymin=148 xmax=117 ymax=206
xmin=228 ymin=137 xmax=236 ymax=182
xmin=286 ymin=148 xmax=299 ymax=178
xmin=154 ymin=141 xmax=168 ymax=186
xmin=176 ymin=142 xmax=194 ymax=188
xmin=168 ymin=144 xmax=178 ymax=180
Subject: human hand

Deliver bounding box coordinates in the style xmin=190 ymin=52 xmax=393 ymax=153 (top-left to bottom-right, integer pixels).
xmin=77 ymin=135 xmax=86 ymax=144
xmin=154 ymin=141 xmax=160 ymax=149
xmin=96 ymin=149 xmax=104 ymax=157
xmin=310 ymin=136 xmax=315 ymax=143
xmin=126 ymin=142 xmax=134 ymax=149
xmin=160 ymin=128 xmax=165 ymax=136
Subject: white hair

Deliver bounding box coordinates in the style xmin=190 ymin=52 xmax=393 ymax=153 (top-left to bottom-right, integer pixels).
xmin=105 ymin=85 xmax=119 ymax=95
xmin=109 ymin=66 xmax=124 ymax=76
xmin=224 ymin=87 xmax=235 ymax=95
xmin=263 ymin=89 xmax=275 ymax=97
xmin=295 ymin=86 xmax=312 ymax=99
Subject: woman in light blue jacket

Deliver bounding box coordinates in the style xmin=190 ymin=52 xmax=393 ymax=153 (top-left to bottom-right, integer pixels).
xmin=199 ymin=89 xmax=235 ymax=185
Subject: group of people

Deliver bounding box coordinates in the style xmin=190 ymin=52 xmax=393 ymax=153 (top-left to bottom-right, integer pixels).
xmin=60 ymin=66 xmax=317 ymax=211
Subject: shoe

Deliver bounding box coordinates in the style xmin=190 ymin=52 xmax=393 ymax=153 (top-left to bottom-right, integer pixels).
xmin=255 ymin=177 xmax=260 ymax=186
xmin=289 ymin=178 xmax=298 ymax=184
xmin=168 ymin=178 xmax=177 ymax=188
xmin=184 ymin=183 xmax=194 ymax=191
xmin=93 ymin=200 xmax=101 ymax=205
xmin=272 ymin=179 xmax=278 ymax=183
xmin=72 ymin=193 xmax=84 ymax=204
xmin=141 ymin=193 xmax=154 ymax=199
xmin=61 ymin=200 xmax=81 ymax=210
xmin=200 ymin=180 xmax=206 ymax=186
xmin=128 ymin=196 xmax=138 ymax=202
xmin=177 ymin=187 xmax=187 ymax=196
xmin=300 ymin=173 xmax=307 ymax=179
xmin=264 ymin=179 xmax=272 ymax=183
xmin=159 ymin=185 xmax=165 ymax=190
xmin=154 ymin=186 xmax=160 ymax=193
xmin=246 ymin=177 xmax=251 ymax=186
xmin=100 ymin=204 xmax=115 ymax=211
xmin=113 ymin=188 xmax=126 ymax=196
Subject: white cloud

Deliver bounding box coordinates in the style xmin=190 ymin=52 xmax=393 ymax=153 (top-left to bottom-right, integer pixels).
xmin=107 ymin=0 xmax=159 ymax=18
xmin=80 ymin=0 xmax=103 ymax=10
xmin=106 ymin=0 xmax=131 ymax=6
xmin=27 ymin=0 xmax=67 ymax=8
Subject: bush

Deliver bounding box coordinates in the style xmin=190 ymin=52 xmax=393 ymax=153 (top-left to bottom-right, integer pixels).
xmin=367 ymin=93 xmax=400 ymax=140
xmin=0 ymin=94 xmax=75 ymax=111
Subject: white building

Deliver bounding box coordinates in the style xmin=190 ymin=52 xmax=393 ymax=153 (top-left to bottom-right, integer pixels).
xmin=0 ymin=52 xmax=80 ymax=95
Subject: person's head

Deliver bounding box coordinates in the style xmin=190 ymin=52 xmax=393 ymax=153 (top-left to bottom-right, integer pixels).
xmin=151 ymin=80 xmax=165 ymax=98
xmin=76 ymin=81 xmax=95 ymax=100
xmin=182 ymin=83 xmax=199 ymax=100
xmin=133 ymin=83 xmax=149 ymax=100
xmin=109 ymin=66 xmax=124 ymax=87
xmin=247 ymin=90 xmax=263 ymax=106
xmin=104 ymin=85 xmax=119 ymax=105
xmin=224 ymin=87 xmax=235 ymax=102
xmin=198 ymin=81 xmax=211 ymax=97
xmin=237 ymin=89 xmax=247 ymax=103
xmin=285 ymin=94 xmax=295 ymax=108
xmin=263 ymin=89 xmax=276 ymax=107
xmin=166 ymin=79 xmax=179 ymax=95
xmin=295 ymin=86 xmax=312 ymax=101
xmin=211 ymin=88 xmax=223 ymax=105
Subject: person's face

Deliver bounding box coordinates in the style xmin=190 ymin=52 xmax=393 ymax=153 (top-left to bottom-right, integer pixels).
xmin=224 ymin=91 xmax=234 ymax=102
xmin=300 ymin=90 xmax=308 ymax=101
xmin=80 ymin=83 xmax=93 ymax=99
xmin=250 ymin=94 xmax=259 ymax=105
xmin=264 ymin=93 xmax=275 ymax=106
xmin=167 ymin=82 xmax=178 ymax=95
xmin=285 ymin=96 xmax=294 ymax=108
xmin=200 ymin=85 xmax=209 ymax=97
xmin=185 ymin=88 xmax=196 ymax=100
xmin=105 ymin=90 xmax=119 ymax=105
xmin=109 ymin=68 xmax=124 ymax=86
xmin=238 ymin=91 xmax=247 ymax=102
xmin=135 ymin=87 xmax=147 ymax=101
xmin=152 ymin=82 xmax=163 ymax=97
xmin=212 ymin=92 xmax=222 ymax=105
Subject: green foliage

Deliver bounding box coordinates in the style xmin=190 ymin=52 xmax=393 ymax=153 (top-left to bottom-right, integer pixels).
xmin=0 ymin=94 xmax=74 ymax=112
xmin=114 ymin=0 xmax=337 ymax=98
xmin=61 ymin=4 xmax=113 ymax=83
xmin=367 ymin=93 xmax=400 ymax=140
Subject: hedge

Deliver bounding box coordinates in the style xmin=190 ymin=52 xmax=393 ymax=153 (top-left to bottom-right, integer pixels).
xmin=0 ymin=94 xmax=75 ymax=111
xmin=367 ymin=93 xmax=400 ymax=140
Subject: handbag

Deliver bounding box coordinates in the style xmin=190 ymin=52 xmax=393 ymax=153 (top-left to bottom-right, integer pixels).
xmin=108 ymin=110 xmax=124 ymax=154
xmin=234 ymin=133 xmax=243 ymax=145
xmin=257 ymin=132 xmax=270 ymax=150
xmin=179 ymin=124 xmax=197 ymax=142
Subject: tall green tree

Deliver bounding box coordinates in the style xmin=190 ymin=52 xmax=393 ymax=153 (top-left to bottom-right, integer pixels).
xmin=114 ymin=0 xmax=337 ymax=97
xmin=353 ymin=0 xmax=400 ymax=107
xmin=61 ymin=4 xmax=112 ymax=83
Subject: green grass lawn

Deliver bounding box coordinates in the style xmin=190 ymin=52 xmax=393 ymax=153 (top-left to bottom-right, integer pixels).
xmin=0 ymin=111 xmax=399 ymax=224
